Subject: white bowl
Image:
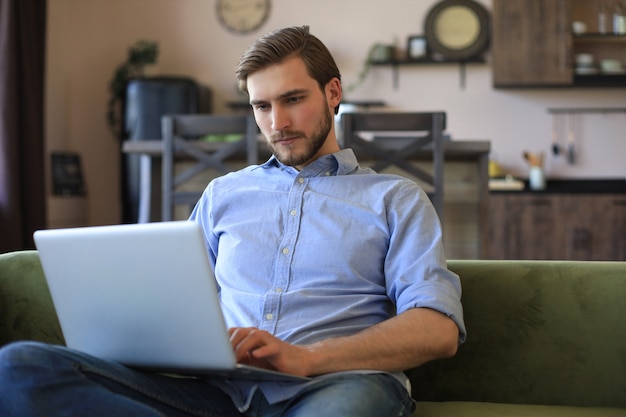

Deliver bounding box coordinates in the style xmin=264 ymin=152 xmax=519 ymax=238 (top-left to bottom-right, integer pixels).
xmin=601 ymin=68 xmax=626 ymax=75
xmin=575 ymin=53 xmax=594 ymax=65
xmin=575 ymin=66 xmax=599 ymax=75
xmin=600 ymin=59 xmax=623 ymax=71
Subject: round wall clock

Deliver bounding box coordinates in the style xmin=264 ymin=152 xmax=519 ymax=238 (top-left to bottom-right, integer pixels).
xmin=216 ymin=0 xmax=271 ymax=35
xmin=424 ymin=0 xmax=490 ymax=61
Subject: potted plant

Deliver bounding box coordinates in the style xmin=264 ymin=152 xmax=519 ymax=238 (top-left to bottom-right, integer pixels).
xmin=107 ymin=40 xmax=159 ymax=138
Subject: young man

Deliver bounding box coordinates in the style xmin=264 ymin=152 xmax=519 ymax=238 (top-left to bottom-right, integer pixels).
xmin=0 ymin=26 xmax=464 ymax=417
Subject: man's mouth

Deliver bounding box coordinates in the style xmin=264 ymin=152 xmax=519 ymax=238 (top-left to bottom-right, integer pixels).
xmin=275 ymin=137 xmax=297 ymax=145
xmin=272 ymin=133 xmax=301 ymax=145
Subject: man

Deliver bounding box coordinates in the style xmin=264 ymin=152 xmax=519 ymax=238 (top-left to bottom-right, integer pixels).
xmin=0 ymin=26 xmax=464 ymax=417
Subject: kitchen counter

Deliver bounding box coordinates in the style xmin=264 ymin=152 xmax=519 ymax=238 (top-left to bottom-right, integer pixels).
xmin=491 ymin=178 xmax=626 ymax=194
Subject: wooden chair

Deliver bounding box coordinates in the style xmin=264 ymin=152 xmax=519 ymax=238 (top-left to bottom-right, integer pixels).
xmin=341 ymin=112 xmax=446 ymax=221
xmin=161 ymin=114 xmax=259 ymax=221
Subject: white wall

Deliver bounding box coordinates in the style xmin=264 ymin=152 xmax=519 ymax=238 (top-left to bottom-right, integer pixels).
xmin=46 ymin=0 xmax=626 ymax=226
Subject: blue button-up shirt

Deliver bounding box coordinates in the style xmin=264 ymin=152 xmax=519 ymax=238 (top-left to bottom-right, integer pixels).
xmin=189 ymin=149 xmax=465 ymax=409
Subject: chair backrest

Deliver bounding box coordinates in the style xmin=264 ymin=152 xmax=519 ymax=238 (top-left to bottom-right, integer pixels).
xmin=161 ymin=114 xmax=258 ymax=221
xmin=341 ymin=111 xmax=446 ymax=220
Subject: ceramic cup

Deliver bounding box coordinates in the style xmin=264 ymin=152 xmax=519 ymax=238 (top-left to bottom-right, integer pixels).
xmin=529 ymin=166 xmax=546 ymax=191
xmin=572 ymin=21 xmax=587 ymax=34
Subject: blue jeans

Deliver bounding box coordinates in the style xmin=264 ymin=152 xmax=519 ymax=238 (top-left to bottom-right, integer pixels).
xmin=0 ymin=341 xmax=415 ymax=417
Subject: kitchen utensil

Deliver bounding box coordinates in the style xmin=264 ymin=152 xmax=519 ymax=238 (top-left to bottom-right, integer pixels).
xmin=551 ymin=114 xmax=561 ymax=156
xmin=567 ymin=114 xmax=576 ymax=164
xmin=523 ymin=151 xmax=544 ymax=167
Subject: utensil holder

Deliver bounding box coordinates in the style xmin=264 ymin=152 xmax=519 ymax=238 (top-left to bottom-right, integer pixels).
xmin=529 ymin=166 xmax=546 ymax=191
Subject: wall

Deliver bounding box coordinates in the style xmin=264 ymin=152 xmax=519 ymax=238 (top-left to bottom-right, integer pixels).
xmin=46 ymin=0 xmax=626 ymax=226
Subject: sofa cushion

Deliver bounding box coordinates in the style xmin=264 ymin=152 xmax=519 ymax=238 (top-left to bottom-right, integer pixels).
xmin=0 ymin=250 xmax=64 ymax=346
xmin=413 ymin=401 xmax=626 ymax=417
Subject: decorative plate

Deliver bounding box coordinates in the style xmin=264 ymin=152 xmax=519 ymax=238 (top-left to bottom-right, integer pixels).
xmin=424 ymin=0 xmax=490 ymax=61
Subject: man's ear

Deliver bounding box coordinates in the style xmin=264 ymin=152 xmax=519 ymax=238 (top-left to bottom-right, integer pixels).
xmin=326 ymin=77 xmax=342 ymax=109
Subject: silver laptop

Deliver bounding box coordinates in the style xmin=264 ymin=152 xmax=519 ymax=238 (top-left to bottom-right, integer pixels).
xmin=33 ymin=221 xmax=309 ymax=382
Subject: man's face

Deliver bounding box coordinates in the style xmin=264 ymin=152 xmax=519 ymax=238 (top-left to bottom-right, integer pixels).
xmin=247 ymin=57 xmax=341 ymax=169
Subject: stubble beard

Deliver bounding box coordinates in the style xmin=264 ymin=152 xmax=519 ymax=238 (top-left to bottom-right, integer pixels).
xmin=267 ymin=104 xmax=333 ymax=168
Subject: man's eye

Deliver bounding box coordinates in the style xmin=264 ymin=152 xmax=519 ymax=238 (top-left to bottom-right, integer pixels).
xmin=287 ymin=96 xmax=303 ymax=104
xmin=254 ymin=104 xmax=269 ymax=111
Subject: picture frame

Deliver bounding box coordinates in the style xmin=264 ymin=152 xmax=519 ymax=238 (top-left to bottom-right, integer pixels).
xmin=51 ymin=151 xmax=86 ymax=196
xmin=407 ymin=35 xmax=427 ymax=60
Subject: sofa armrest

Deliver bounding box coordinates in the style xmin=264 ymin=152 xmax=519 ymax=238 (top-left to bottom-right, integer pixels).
xmin=0 ymin=250 xmax=64 ymax=346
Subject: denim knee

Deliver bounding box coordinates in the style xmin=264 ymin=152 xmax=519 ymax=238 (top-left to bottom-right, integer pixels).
xmin=283 ymin=373 xmax=416 ymax=417
xmin=0 ymin=340 xmax=56 ymax=370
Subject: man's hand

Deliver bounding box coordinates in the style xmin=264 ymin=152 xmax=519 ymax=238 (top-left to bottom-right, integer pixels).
xmin=228 ymin=327 xmax=311 ymax=376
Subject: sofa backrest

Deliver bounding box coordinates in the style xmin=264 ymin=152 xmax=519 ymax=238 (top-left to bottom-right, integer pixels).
xmin=408 ymin=260 xmax=626 ymax=408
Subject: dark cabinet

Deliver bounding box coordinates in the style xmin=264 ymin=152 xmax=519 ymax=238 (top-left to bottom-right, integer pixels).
xmin=493 ymin=0 xmax=571 ymax=87
xmin=488 ymin=194 xmax=562 ymax=259
xmin=488 ymin=193 xmax=626 ymax=260
xmin=492 ymin=0 xmax=626 ymax=88
xmin=607 ymin=197 xmax=626 ymax=259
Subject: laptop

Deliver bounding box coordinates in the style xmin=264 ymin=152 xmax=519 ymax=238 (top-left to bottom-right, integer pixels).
xmin=33 ymin=221 xmax=310 ymax=382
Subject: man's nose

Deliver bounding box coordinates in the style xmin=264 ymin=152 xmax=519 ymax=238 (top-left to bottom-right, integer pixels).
xmin=271 ymin=107 xmax=290 ymax=131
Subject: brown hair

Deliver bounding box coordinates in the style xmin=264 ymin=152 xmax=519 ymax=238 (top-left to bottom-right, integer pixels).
xmin=235 ymin=26 xmax=342 ymax=114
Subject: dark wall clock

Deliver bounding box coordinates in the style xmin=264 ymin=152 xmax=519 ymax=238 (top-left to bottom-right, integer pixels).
xmin=216 ymin=0 xmax=271 ymax=35
xmin=424 ymin=0 xmax=490 ymax=61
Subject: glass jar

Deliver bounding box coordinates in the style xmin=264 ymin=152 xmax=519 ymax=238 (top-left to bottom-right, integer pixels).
xmin=598 ymin=3 xmax=608 ymax=33
xmin=614 ymin=2 xmax=626 ymax=35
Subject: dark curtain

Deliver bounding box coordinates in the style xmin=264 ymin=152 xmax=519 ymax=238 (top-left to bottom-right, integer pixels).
xmin=0 ymin=0 xmax=47 ymax=252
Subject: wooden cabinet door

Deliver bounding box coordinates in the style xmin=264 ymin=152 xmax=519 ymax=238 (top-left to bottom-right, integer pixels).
xmin=492 ymin=0 xmax=573 ymax=87
xmin=561 ymin=195 xmax=626 ymax=261
xmin=488 ymin=194 xmax=563 ymax=260
xmin=560 ymin=195 xmax=613 ymax=260
xmin=508 ymin=195 xmax=562 ymax=259
xmin=486 ymin=194 xmax=509 ymax=259
xmin=608 ymin=196 xmax=626 ymax=261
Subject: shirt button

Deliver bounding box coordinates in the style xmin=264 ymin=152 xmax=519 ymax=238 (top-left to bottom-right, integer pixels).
xmin=290 ymin=209 xmax=297 ymax=216
xmin=275 ymin=287 xmax=283 ymax=293
xmin=298 ymin=178 xmax=304 ymax=184
xmin=325 ymin=172 xmax=331 ymax=176
xmin=282 ymin=247 xmax=289 ymax=255
xmin=265 ymin=313 xmax=274 ymax=320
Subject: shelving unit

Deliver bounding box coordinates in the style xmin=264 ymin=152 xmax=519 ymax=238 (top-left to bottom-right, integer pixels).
xmin=369 ymin=57 xmax=487 ymax=89
xmin=492 ymin=0 xmax=626 ymax=88
xmin=572 ymin=33 xmax=626 ymax=86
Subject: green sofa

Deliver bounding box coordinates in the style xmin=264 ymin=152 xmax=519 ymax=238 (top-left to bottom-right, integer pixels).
xmin=1 ymin=250 xmax=625 ymax=416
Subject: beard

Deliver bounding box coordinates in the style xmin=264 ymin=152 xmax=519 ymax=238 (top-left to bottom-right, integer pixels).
xmin=267 ymin=101 xmax=333 ymax=168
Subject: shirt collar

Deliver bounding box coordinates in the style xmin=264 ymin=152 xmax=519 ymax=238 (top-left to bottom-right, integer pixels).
xmin=260 ymin=149 xmax=359 ymax=177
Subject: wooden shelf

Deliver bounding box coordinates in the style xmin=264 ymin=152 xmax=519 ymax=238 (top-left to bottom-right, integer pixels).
xmin=370 ymin=57 xmax=487 ymax=89
xmin=572 ymin=32 xmax=626 ymax=87
xmin=370 ymin=57 xmax=487 ymax=66
xmin=573 ymin=74 xmax=626 ymax=86
xmin=574 ymin=33 xmax=626 ymax=43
